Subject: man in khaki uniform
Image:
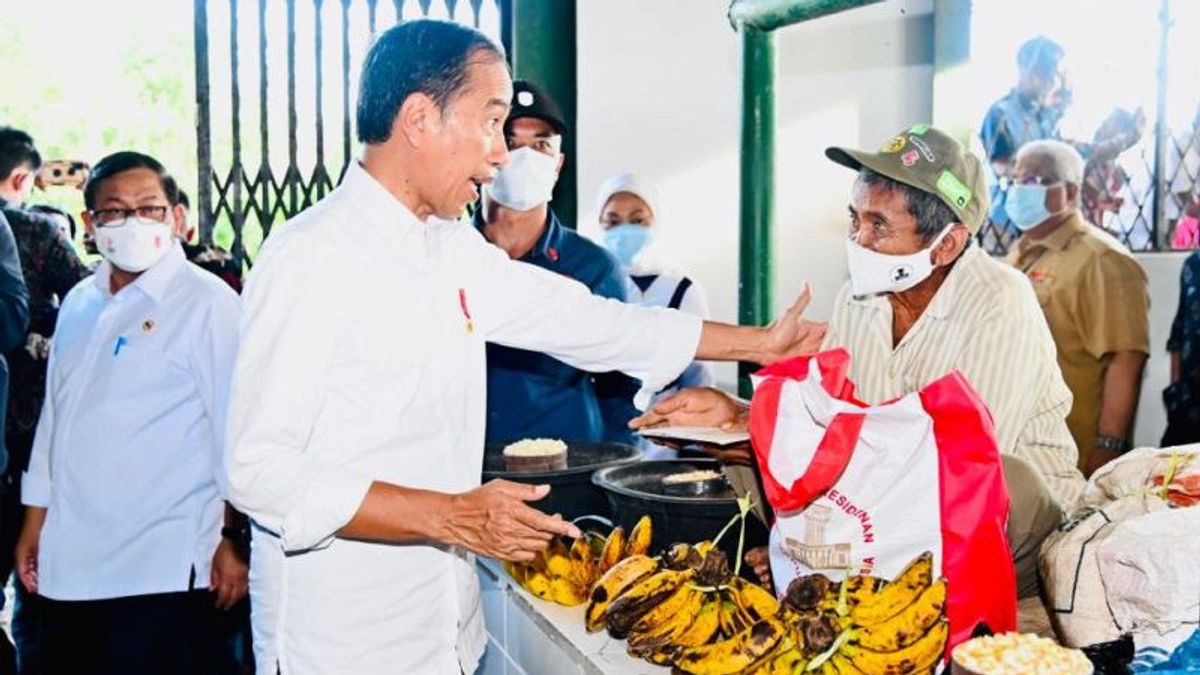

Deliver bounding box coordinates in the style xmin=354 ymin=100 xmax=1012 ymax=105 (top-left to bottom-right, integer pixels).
xmin=1004 ymin=139 xmax=1150 ymax=476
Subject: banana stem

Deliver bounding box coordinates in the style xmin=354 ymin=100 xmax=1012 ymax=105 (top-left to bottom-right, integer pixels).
xmin=805 ymin=627 xmax=854 ymax=672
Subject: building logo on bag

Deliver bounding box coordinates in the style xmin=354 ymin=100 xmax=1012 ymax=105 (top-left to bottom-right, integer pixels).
xmin=783 ymin=505 xmax=852 ymax=570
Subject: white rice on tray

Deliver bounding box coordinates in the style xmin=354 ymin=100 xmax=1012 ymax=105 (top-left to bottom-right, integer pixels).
xmin=662 ymin=469 xmax=723 ymax=485
xmin=501 ymin=438 xmax=568 ymax=457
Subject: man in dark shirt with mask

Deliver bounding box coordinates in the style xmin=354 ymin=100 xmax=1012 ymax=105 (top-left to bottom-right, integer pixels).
xmin=475 ymin=80 xmax=640 ymax=445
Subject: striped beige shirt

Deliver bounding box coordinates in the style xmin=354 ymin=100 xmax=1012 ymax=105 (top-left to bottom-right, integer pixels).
xmin=822 ymin=245 xmax=1086 ymax=510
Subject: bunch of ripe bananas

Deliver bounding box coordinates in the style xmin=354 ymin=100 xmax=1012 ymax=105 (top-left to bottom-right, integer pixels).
xmin=586 ymin=546 xmax=947 ymax=675
xmin=759 ymin=550 xmax=949 ymax=675
xmin=585 ymin=541 xmax=784 ymax=671
xmin=503 ymin=515 xmax=652 ymax=606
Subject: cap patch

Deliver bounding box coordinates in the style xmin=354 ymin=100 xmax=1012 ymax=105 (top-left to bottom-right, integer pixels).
xmin=517 ymin=91 xmax=534 ymax=107
xmin=880 ymin=136 xmax=907 ymax=153
xmin=936 ymin=169 xmax=972 ymax=210
xmin=908 ymin=123 xmax=931 ymax=135
xmin=901 ymin=149 xmax=919 ymax=167
xmin=908 ymin=135 xmax=936 ymax=162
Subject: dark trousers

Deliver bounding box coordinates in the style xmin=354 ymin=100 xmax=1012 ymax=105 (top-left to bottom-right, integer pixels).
xmin=0 ymin=464 xmax=38 ymax=675
xmin=40 ymin=590 xmax=239 ymax=675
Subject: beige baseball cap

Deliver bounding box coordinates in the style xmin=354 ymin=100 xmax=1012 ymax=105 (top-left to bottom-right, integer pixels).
xmin=825 ymin=124 xmax=990 ymax=234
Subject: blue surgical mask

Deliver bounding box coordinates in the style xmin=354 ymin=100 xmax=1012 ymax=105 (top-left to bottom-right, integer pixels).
xmin=1005 ymin=183 xmax=1062 ymax=231
xmin=603 ymin=224 xmax=653 ymax=267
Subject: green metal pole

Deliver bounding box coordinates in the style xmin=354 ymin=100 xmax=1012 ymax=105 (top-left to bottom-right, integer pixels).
xmin=729 ymin=0 xmax=885 ymax=32
xmin=738 ymin=26 xmax=775 ymax=399
xmin=506 ymin=0 xmax=579 ymax=228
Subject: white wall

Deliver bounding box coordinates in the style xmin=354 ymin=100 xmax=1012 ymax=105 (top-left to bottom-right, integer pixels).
xmin=577 ymin=0 xmax=935 ymax=388
xmin=575 ymin=0 xmax=1180 ymax=449
xmin=1135 ymin=253 xmax=1186 ymax=447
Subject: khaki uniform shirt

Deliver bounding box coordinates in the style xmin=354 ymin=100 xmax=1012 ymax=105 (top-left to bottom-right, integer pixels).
xmin=1007 ymin=212 xmax=1150 ymax=468
xmin=823 ymin=246 xmax=1086 ymax=510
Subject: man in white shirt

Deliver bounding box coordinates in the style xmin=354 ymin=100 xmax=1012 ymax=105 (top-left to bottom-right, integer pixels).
xmin=15 ymin=152 xmax=247 ymax=675
xmin=632 ymin=125 xmax=1083 ymax=601
xmin=226 ymin=19 xmax=825 ymax=675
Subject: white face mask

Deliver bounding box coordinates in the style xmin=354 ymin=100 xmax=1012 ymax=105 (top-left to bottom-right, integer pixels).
xmin=486 ymin=146 xmax=558 ymax=211
xmin=844 ymin=225 xmax=953 ymax=297
xmin=95 ymin=217 xmax=174 ymax=273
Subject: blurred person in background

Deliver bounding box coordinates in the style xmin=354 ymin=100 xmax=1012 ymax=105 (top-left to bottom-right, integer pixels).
xmin=0 ymin=127 xmax=86 ymax=675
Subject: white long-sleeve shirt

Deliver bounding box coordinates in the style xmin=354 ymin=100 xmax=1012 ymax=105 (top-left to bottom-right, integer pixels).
xmin=227 ymin=162 xmax=702 ymax=675
xmin=23 ymin=244 xmax=239 ymax=600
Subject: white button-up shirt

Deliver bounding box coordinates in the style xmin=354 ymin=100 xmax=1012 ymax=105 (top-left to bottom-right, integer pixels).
xmin=22 ymin=244 xmax=240 ymax=600
xmin=227 ymin=162 xmax=701 ymax=675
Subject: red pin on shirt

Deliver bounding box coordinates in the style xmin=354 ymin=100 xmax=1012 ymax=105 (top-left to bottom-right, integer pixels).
xmin=458 ymin=288 xmax=475 ymax=334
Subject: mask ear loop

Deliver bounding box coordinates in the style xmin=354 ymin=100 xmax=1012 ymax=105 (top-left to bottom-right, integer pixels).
xmin=924 ymin=222 xmax=958 ymax=265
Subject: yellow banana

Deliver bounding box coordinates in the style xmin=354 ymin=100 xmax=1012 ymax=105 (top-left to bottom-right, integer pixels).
xmin=566 ymin=536 xmax=596 ymax=591
xmin=731 ymin=577 xmax=782 ymax=623
xmin=828 ymin=654 xmax=866 ymax=674
xmin=853 ymin=578 xmax=946 ymax=652
xmin=818 ymin=575 xmax=886 ymax=614
xmin=671 ymin=596 xmax=723 ymax=647
xmin=672 ymin=618 xmax=788 ymax=675
xmin=753 ymin=646 xmax=806 ymax=675
xmin=523 ymin=568 xmax=554 ymax=601
xmin=627 ymin=585 xmax=706 ymax=656
xmin=584 ymin=554 xmax=659 ymax=632
xmin=605 ymin=568 xmax=692 ymax=637
xmin=625 ymin=515 xmax=653 ymax=558
xmin=547 ymin=575 xmax=588 ymax=606
xmin=717 ymin=589 xmax=752 ymax=639
xmin=598 ymin=526 xmax=626 ymax=575
xmin=850 ymin=552 xmax=933 ymax=626
xmin=842 ymin=618 xmax=948 ymax=675
xmin=630 ymin=575 xmax=701 ymax=635
xmin=541 ymin=538 xmax=572 ymax=578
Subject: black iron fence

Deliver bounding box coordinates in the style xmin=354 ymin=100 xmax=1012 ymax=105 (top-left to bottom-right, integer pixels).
xmin=192 ymin=0 xmax=506 ymax=267
xmin=977 ymin=2 xmax=1198 ymax=255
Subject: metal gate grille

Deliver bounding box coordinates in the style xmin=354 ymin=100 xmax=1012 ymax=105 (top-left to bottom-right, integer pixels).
xmin=977 ymin=1 xmax=1198 ymax=255
xmin=192 ymin=0 xmax=506 ymax=267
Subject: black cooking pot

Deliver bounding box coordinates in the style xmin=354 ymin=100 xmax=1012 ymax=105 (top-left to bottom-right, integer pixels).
xmin=592 ymin=459 xmax=769 ymax=568
xmin=481 ymin=442 xmax=641 ymax=521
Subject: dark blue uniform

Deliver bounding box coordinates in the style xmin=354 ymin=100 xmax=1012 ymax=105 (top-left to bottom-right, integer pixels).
xmin=477 ymin=210 xmax=640 ymax=445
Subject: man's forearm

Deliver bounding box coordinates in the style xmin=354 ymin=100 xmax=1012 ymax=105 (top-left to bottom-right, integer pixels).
xmin=1170 ymin=351 xmax=1181 ymax=384
xmin=1098 ymin=351 xmax=1148 ymax=441
xmin=696 ymin=322 xmax=769 ymax=365
xmin=337 ymin=481 xmax=456 ymax=545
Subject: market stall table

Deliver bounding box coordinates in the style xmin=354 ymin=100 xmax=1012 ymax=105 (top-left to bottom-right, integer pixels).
xmin=477 ymin=557 xmax=664 ymax=675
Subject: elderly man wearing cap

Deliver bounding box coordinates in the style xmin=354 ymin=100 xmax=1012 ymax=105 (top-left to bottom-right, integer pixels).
xmin=474 ymin=80 xmax=640 ymax=446
xmin=633 ymin=124 xmax=1085 ymax=599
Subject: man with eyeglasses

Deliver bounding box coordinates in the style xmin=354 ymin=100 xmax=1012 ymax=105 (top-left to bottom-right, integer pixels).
xmin=474 ymin=79 xmax=640 ymax=446
xmin=14 ymin=151 xmax=246 ymax=674
xmin=1004 ymin=140 xmax=1150 ymax=477
xmin=632 ymin=125 xmax=1085 ymax=602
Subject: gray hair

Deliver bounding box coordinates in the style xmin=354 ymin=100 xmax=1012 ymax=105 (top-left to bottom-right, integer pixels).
xmin=1016 ymin=140 xmax=1085 ymax=199
xmin=855 ymin=168 xmax=960 ymax=240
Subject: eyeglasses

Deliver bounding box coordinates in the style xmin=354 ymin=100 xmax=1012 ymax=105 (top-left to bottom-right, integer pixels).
xmin=90 ymin=206 xmax=171 ymax=226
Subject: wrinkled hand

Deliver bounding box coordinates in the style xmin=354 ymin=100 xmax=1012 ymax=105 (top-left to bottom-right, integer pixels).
xmin=744 ymin=546 xmax=772 ymax=593
xmin=759 ymin=283 xmax=827 ymax=365
xmin=210 ymin=538 xmax=249 ymax=610
xmin=448 ymin=480 xmax=582 ymax=562
xmin=629 ymin=387 xmax=746 ymax=432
